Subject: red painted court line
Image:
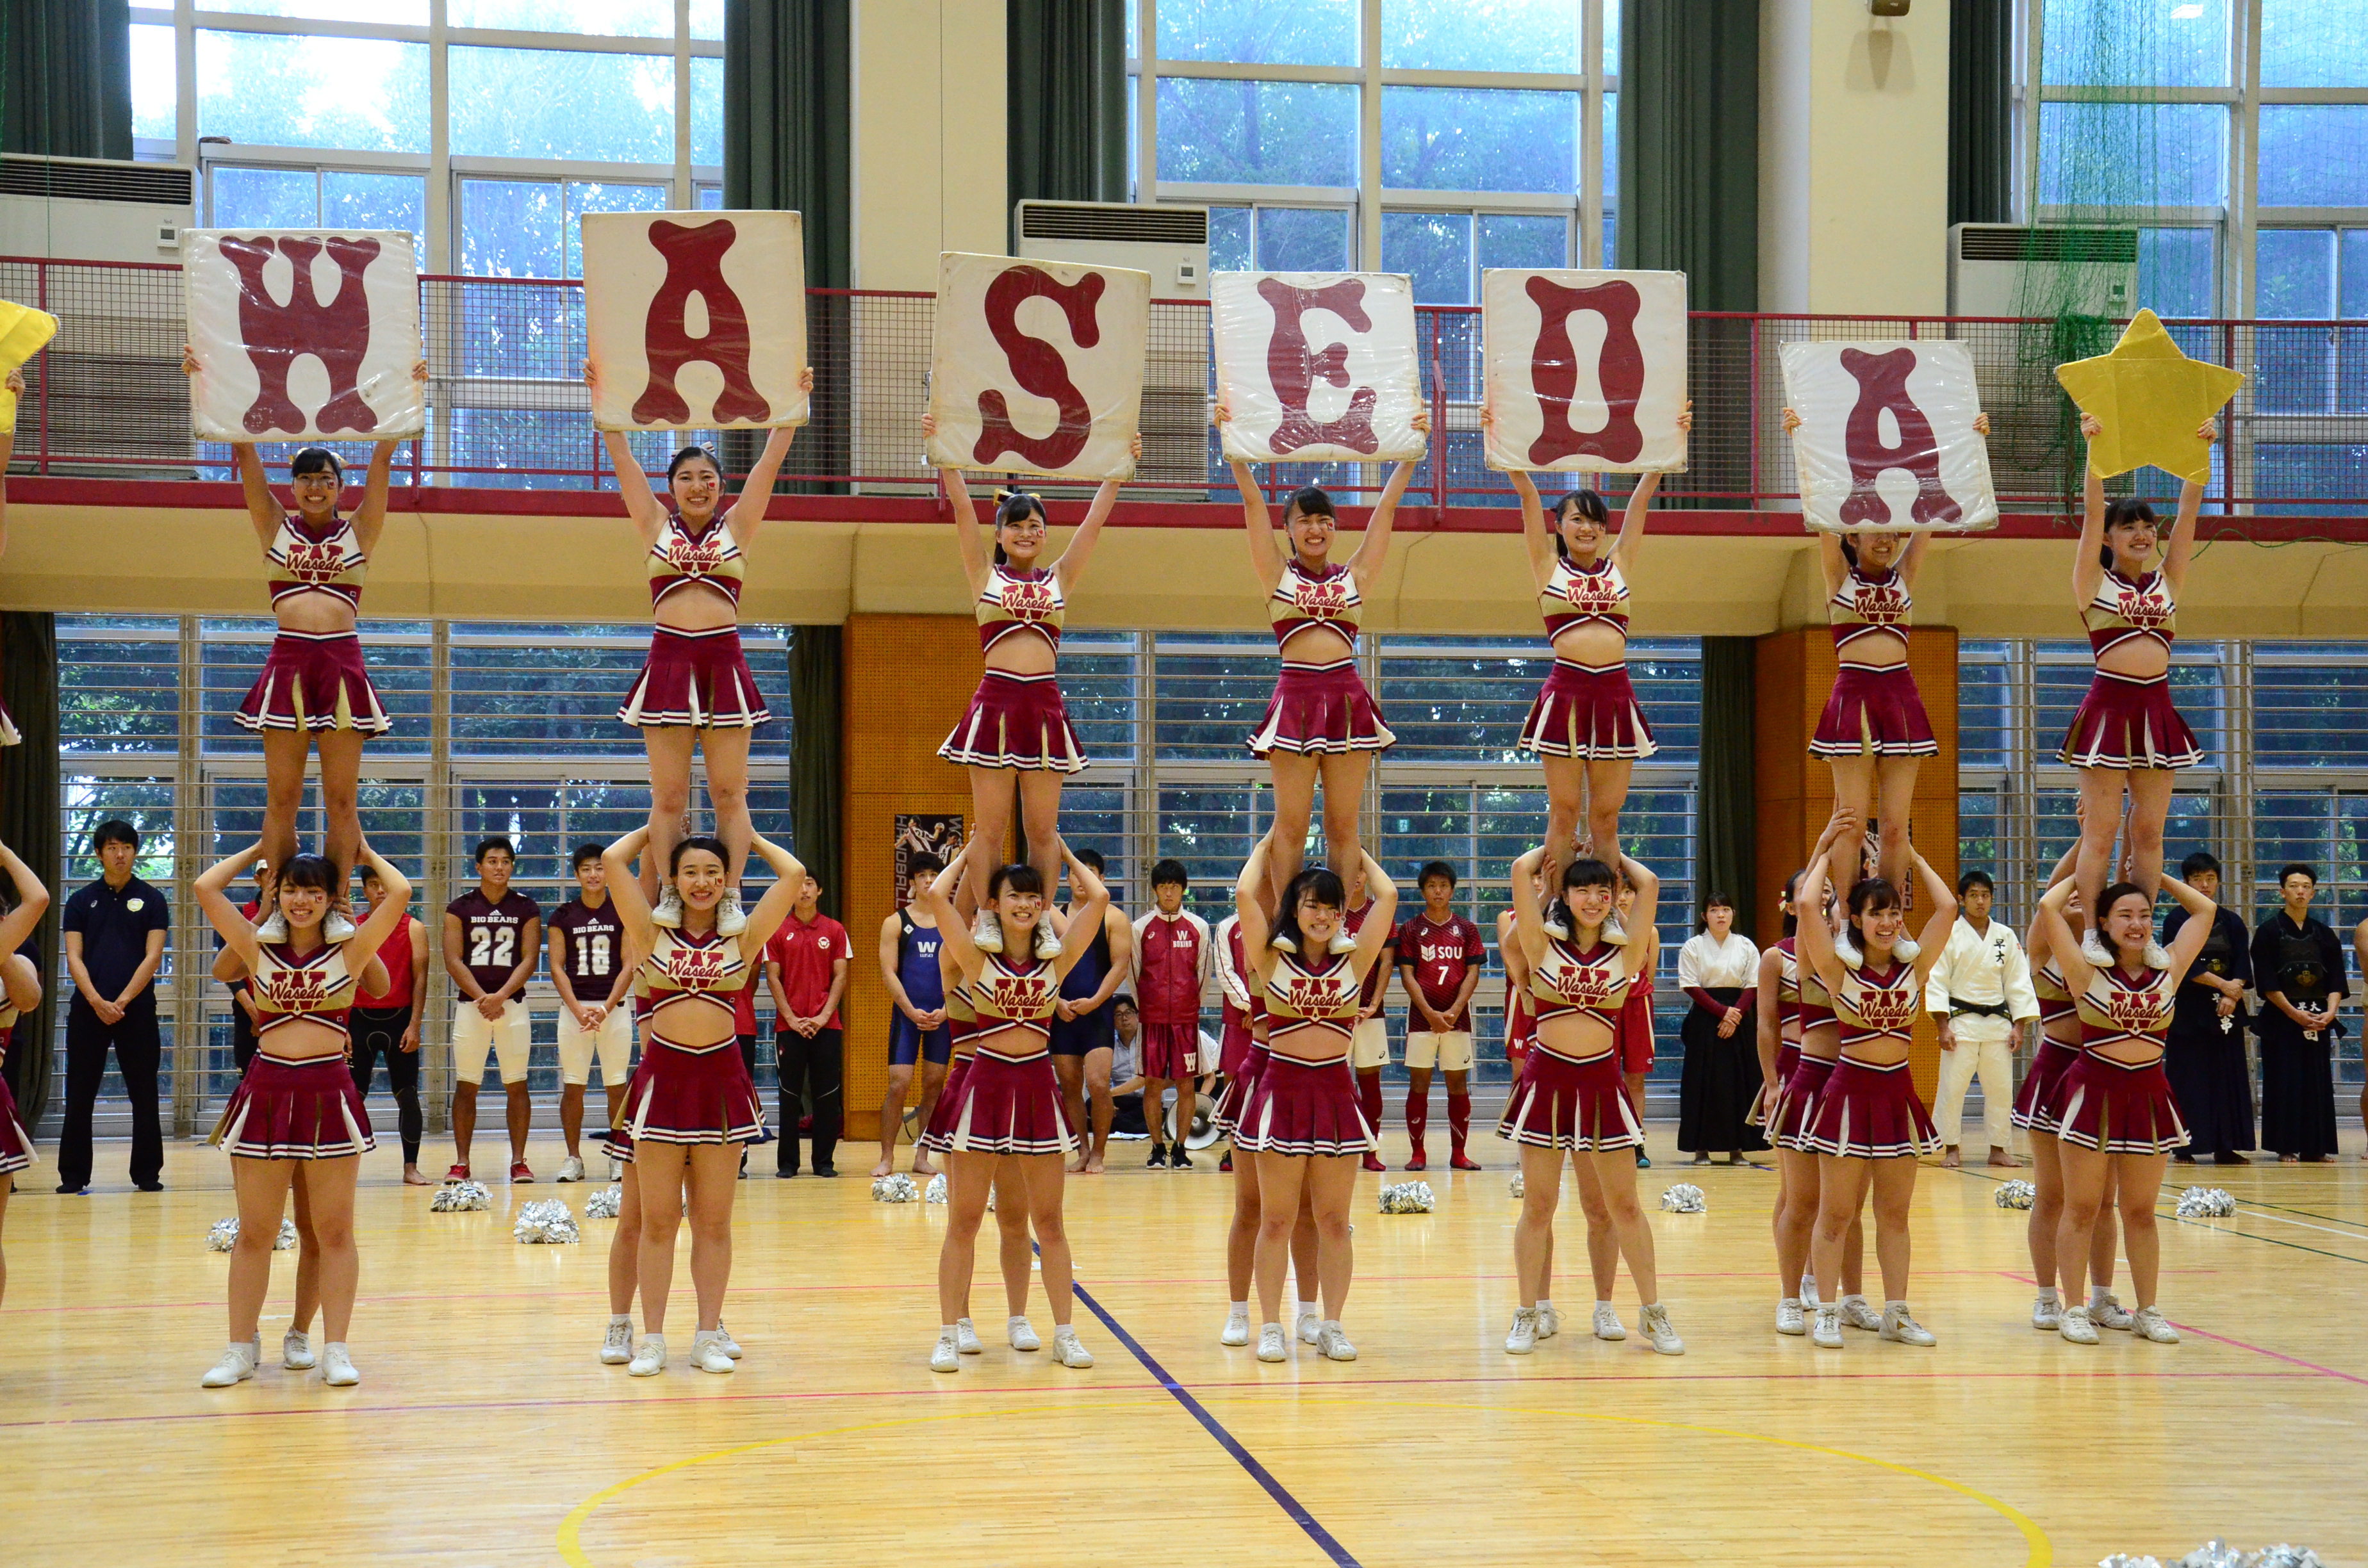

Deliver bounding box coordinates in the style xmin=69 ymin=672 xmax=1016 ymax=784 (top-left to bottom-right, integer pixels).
xmin=2166 ymin=1324 xmax=2368 ymax=1387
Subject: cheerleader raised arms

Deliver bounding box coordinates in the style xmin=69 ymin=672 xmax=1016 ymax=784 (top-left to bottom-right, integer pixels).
xmin=921 ymin=412 xmax=1139 ymax=955
xmin=1220 ymin=405 xmax=1428 ymax=908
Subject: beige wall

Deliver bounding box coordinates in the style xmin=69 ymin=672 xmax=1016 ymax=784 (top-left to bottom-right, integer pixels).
xmin=850 ymin=0 xmax=1008 ymax=291
xmin=1760 ymin=0 xmax=1953 ymax=314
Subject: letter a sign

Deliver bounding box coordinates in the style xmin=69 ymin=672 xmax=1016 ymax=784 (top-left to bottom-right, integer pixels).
xmin=582 ymin=209 xmax=809 ymax=431
xmin=1779 ymin=339 xmax=1998 ymax=534
xmin=926 ymin=251 xmax=1150 ymax=480
xmin=1211 ymin=272 xmax=1424 ymax=464
xmin=1481 ymin=269 xmax=1688 ymax=473
xmin=183 ymin=229 xmax=423 ymax=441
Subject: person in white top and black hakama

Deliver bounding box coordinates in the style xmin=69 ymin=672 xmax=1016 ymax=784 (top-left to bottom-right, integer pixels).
xmin=1675 ymin=895 xmax=1761 ymax=1165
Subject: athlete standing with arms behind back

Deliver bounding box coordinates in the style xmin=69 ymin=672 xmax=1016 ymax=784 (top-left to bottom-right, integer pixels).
xmin=1133 ymin=859 xmax=1210 ymax=1170
xmin=443 ymin=837 xmax=542 ymax=1184
xmin=1397 ymin=860 xmax=1485 ymax=1173
xmin=550 ymin=844 xmax=634 ymax=1183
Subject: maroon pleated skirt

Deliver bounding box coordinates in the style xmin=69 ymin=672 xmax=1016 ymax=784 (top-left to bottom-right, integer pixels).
xmin=2046 ymin=1053 xmax=2190 ymax=1155
xmin=211 ymin=1052 xmax=375 ymax=1159
xmin=0 ymin=1072 xmax=35 ymax=1173
xmin=1803 ymin=1056 xmax=1937 ymax=1159
xmin=1766 ymin=1053 xmax=1836 ymax=1152
xmin=235 ymin=631 xmax=392 ymax=735
xmin=1217 ymin=1013 xmax=1254 ymax=1081
xmin=618 ymin=626 xmax=772 ymax=729
xmin=2012 ymin=1037 xmax=2082 ymax=1133
xmin=1214 ymin=1041 xmax=1269 ymax=1134
xmin=1809 ymin=664 xmax=1937 ymax=759
xmin=917 ymin=1054 xmax=977 ymax=1152
xmin=1497 ymin=1044 xmax=1642 ymax=1152
xmin=1518 ymin=658 xmax=1657 ymax=760
xmin=2058 ymin=671 xmax=2203 ymax=771
xmin=1247 ymin=659 xmax=1395 ymax=756
xmin=1752 ymin=1039 xmax=1807 ymax=1130
xmin=1233 ymin=1052 xmax=1374 ymax=1156
xmin=928 ymin=1047 xmax=1076 ymax=1157
xmin=619 ymin=1034 xmax=766 ymax=1145
xmin=1617 ymin=988 xmax=1656 ymax=1073
xmin=938 ymin=669 xmax=1087 ymax=772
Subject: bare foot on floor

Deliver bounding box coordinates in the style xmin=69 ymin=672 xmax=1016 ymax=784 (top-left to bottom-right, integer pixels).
xmin=402 ymin=1166 xmax=431 ymax=1186
xmin=1941 ymin=1148 xmax=1962 ymax=1168
xmin=1083 ymin=1155 xmax=1106 ymax=1174
xmin=910 ymin=1155 xmax=939 ymax=1178
xmin=871 ymin=1155 xmax=896 ymax=1179
xmin=1987 ymin=1150 xmax=2019 ymax=1168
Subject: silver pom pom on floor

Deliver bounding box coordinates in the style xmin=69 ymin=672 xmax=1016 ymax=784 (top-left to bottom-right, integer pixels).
xmin=432 ymin=1180 xmax=491 ymax=1213
xmin=513 ymin=1200 xmax=579 ymax=1244
xmin=2175 ymin=1186 xmax=2237 ymax=1218
xmin=2100 ymin=1542 xmax=2325 ymax=1568
xmin=1659 ymin=1183 xmax=1706 ymax=1213
xmin=584 ymin=1184 xmax=622 ymax=1220
xmin=1995 ymin=1179 xmax=2036 ymax=1209
xmin=206 ymin=1217 xmax=298 ymax=1252
xmin=872 ymin=1173 xmax=919 ymax=1203
xmin=1508 ymin=1173 xmax=1525 ymax=1198
xmin=1378 ymin=1181 xmax=1434 ymax=1213
xmin=924 ymin=1173 xmax=948 ymax=1204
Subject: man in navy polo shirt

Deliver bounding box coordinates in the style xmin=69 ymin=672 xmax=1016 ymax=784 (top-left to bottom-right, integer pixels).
xmin=58 ymin=821 xmax=171 ymax=1193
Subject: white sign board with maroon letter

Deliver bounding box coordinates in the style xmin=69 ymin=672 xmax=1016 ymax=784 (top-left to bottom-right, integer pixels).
xmin=1779 ymin=339 xmax=1998 ymax=533
xmin=1210 ymin=271 xmax=1425 ymax=464
xmin=181 ymin=229 xmax=423 ymax=441
xmin=582 ymin=209 xmax=809 ymax=432
xmin=925 ymin=250 xmax=1149 ymax=482
xmin=1481 ymin=268 xmax=1688 ymax=473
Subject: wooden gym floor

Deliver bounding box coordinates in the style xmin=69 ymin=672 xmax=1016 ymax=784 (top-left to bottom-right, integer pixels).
xmin=4 ymin=1126 xmax=2364 ymax=1568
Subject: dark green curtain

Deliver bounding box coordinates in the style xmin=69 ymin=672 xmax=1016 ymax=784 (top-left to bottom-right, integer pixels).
xmin=1618 ymin=0 xmax=1756 ymax=512
xmin=0 ymin=613 xmax=61 ymax=1135
xmin=786 ymin=625 xmax=844 ymax=922
xmin=1948 ymin=0 xmax=2015 ymax=227
xmin=1007 ymin=0 xmax=1128 ymax=227
xmin=1695 ymin=637 xmax=1757 ymax=940
xmin=1 ymin=0 xmax=132 ymax=159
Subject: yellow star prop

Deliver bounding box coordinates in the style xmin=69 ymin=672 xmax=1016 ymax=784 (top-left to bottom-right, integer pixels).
xmin=2053 ymin=308 xmax=2243 ymax=484
xmin=0 ymin=298 xmax=60 ymax=436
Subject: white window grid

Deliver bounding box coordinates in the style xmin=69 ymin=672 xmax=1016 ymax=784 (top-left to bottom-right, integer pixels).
xmin=1128 ymin=0 xmax=1618 ymax=272
xmin=129 ymin=4 xmax=725 ymax=274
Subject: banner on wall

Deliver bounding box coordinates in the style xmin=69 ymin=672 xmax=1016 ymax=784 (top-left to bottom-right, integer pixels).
xmin=1779 ymin=338 xmax=1998 ymax=534
xmin=893 ymin=813 xmax=966 ymax=904
xmin=1210 ymin=272 xmax=1425 ymax=464
xmin=1480 ymin=268 xmax=1689 ymax=473
xmin=582 ymin=209 xmax=809 ymax=432
xmin=182 ymin=229 xmax=424 ymax=441
xmin=925 ymin=251 xmax=1149 ymax=481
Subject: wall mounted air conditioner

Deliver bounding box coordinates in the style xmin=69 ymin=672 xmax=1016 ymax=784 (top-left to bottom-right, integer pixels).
xmin=1 ymin=154 xmax=192 ymax=261
xmin=1013 ymin=200 xmax=1213 ymax=488
xmin=1948 ymin=222 xmax=2138 ymax=318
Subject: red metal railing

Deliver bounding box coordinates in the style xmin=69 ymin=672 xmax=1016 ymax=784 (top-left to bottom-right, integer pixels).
xmin=5 ymin=252 xmax=2362 ymax=518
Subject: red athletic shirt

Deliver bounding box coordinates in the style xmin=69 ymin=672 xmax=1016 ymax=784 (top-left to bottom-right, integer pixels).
xmin=1395 ymin=911 xmax=1486 ymax=1030
xmin=354 ymin=912 xmax=415 ymax=1008
xmin=1346 ymin=899 xmax=1394 ymax=1009
xmin=766 ymin=910 xmax=850 ymax=1029
xmin=1132 ymin=908 xmax=1212 ymax=1027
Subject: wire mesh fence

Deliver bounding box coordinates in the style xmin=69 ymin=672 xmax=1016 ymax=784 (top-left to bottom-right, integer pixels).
xmin=8 ymin=253 xmax=2367 ymax=516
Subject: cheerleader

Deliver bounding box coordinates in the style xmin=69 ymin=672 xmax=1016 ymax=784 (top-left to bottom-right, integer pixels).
xmin=0 ymin=838 xmax=49 ymax=1307
xmin=1758 ymin=837 xmax=1876 ymax=1335
xmin=1778 ymin=408 xmax=1986 ymax=894
xmin=1677 ymin=892 xmax=1761 ymax=1165
xmin=923 ymin=415 xmax=1140 ymax=954
xmin=1231 ymin=833 xmax=1398 ymax=1362
xmin=2030 ymin=870 xmax=2215 ymax=1345
xmin=1496 ymin=877 xmax=1563 ymax=1335
xmin=2062 ymin=411 xmax=2216 ymax=963
xmin=916 ymin=836 xmax=1110 ymax=1372
xmin=591 ymin=362 xmax=810 ymax=935
xmin=193 ymin=840 xmax=409 ymax=1388
xmin=1615 ymin=879 xmax=1658 ymax=1167
xmin=1499 ymin=843 xmax=1683 ymax=1357
xmin=1795 ymin=810 xmax=1957 ymax=1350
xmin=1221 ymin=409 xmax=1427 ymax=904
xmin=0 ymin=368 xmax=22 ymax=747
xmin=599 ymin=824 xmax=806 ymax=1376
xmin=2017 ymin=869 xmax=2127 ymax=1332
xmin=182 ymin=347 xmax=427 ymax=939
xmin=1497 ymin=402 xmax=1691 ymax=879
xmin=1214 ymin=952 xmax=1324 ymax=1350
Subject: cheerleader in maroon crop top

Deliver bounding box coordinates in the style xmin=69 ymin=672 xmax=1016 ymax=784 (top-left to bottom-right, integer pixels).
xmin=2062 ymin=409 xmax=2218 ymax=968
xmin=919 ymin=412 xmax=1140 ymax=961
xmin=193 ymin=838 xmax=412 ymax=1390
xmin=1218 ymin=400 xmax=1429 ymax=912
xmin=1779 ymin=405 xmax=1989 ymax=901
xmin=1493 ymin=400 xmax=1693 ymax=893
xmin=588 ymin=358 xmax=810 ymax=940
xmin=0 ymin=838 xmax=50 ymax=1311
xmin=182 ymin=345 xmax=427 ymax=943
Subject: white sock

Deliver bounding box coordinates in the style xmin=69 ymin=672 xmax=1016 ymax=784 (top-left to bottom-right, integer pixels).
xmin=1842 ymin=1292 xmax=1868 ymax=1307
xmin=1800 ymin=1275 xmax=1820 ymax=1305
xmin=1263 ymin=1321 xmax=1283 ymax=1336
xmin=324 ymin=1340 xmax=348 ymax=1355
xmin=939 ymin=1323 xmax=958 ymax=1339
xmin=1536 ymin=1297 xmax=1554 ymax=1314
xmin=1321 ymin=1318 xmax=1341 ymax=1334
xmin=2037 ymin=1286 xmax=2060 ymax=1304
xmin=1595 ymin=1298 xmax=1613 ymax=1312
xmin=2090 ymin=1286 xmax=2113 ymax=1309
xmin=1886 ymin=1299 xmax=1910 ymax=1314
xmin=1228 ymin=1301 xmax=1249 ymax=1317
xmin=1299 ymin=1300 xmax=1319 ymax=1320
xmin=1009 ymin=1315 xmax=1030 ymax=1328
xmin=609 ymin=1313 xmax=633 ymax=1329
xmin=1780 ymin=1296 xmax=1800 ymax=1309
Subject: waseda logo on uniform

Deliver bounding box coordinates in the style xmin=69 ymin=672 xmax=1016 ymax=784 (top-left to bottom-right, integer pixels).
xmin=671 ymin=532 xmax=729 ymax=576
xmin=1857 ymin=984 xmax=1918 ymax=1032
xmin=2101 ymin=988 xmax=2168 ymax=1033
xmin=283 ymin=539 xmax=349 ymax=582
xmin=1549 ymin=968 xmax=1616 ymax=1007
xmin=1002 ymin=577 xmax=1058 ymax=623
xmin=1562 ymin=571 xmax=1622 ymax=616
xmin=2116 ymin=584 xmax=2172 ymax=630
xmin=996 ymin=975 xmax=1052 ymax=1012
xmin=1852 ymin=579 xmax=1910 ymax=625
xmin=263 ymin=968 xmax=331 ymax=1008
xmin=666 ymin=947 xmax=732 ymax=988
xmin=1295 ymin=576 xmax=1352 ymax=618
xmin=1285 ymin=976 xmax=1352 ymax=1011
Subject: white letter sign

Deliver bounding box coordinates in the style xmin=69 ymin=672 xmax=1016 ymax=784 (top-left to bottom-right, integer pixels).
xmin=1210 ymin=271 xmax=1424 ymax=464
xmin=1481 ymin=268 xmax=1688 ymax=473
xmin=582 ymin=209 xmax=809 ymax=432
xmin=925 ymin=250 xmax=1149 ymax=481
xmin=1779 ymin=338 xmax=1998 ymax=533
xmin=182 ymin=229 xmax=423 ymax=441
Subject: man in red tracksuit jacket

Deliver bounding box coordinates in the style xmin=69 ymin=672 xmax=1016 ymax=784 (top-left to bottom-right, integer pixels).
xmin=1132 ymin=858 xmax=1212 ymax=1169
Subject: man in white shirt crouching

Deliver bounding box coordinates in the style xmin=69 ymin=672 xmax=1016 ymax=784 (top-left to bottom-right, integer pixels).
xmin=1924 ymin=870 xmax=2039 ymax=1168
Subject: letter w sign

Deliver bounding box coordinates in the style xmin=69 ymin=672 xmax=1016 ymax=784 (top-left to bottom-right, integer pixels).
xmin=183 ymin=229 xmax=424 ymax=442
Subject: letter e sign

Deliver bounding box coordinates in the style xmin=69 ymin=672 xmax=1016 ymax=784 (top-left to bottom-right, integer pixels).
xmin=1210 ymin=271 xmax=1424 ymax=464
xmin=182 ymin=229 xmax=424 ymax=442
xmin=582 ymin=209 xmax=809 ymax=432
